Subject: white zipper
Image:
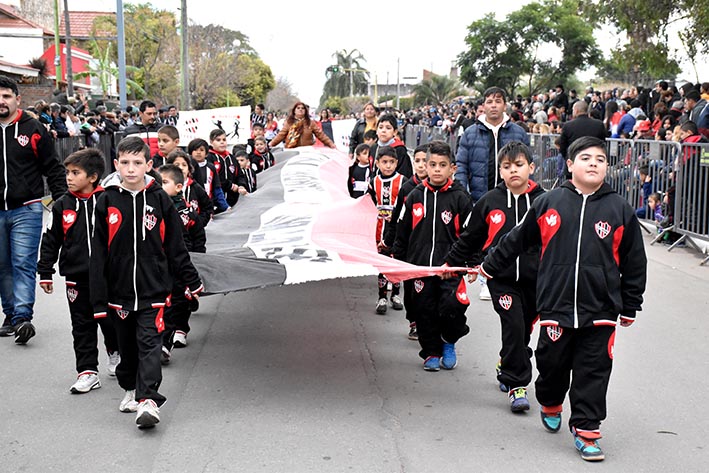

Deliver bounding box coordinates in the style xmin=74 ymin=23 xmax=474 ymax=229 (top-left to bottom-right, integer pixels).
xmin=573 ymin=195 xmax=589 ymax=328
xmin=132 ymin=193 xmax=138 ymax=311
xmin=514 ymin=194 xmax=520 ymax=280
xmin=83 ymin=200 xmax=91 ymax=257
xmin=2 ymin=125 xmax=7 ymax=210
xmin=429 ymin=190 xmax=437 ymax=266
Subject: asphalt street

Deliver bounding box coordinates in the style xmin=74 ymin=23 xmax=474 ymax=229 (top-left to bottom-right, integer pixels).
xmin=0 ymin=232 xmax=706 ymax=473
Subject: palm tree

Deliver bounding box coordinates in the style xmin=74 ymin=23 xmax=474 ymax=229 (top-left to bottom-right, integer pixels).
xmin=74 ymin=39 xmax=145 ymax=99
xmin=412 ymin=74 xmax=466 ymax=106
xmin=321 ymin=49 xmax=369 ymax=104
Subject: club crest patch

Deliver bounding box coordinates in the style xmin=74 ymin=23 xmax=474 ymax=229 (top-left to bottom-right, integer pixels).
xmin=499 ymin=294 xmax=512 ymax=311
xmin=16 ymin=134 xmax=29 ymax=147
xmin=116 ymin=309 xmax=129 ymax=320
xmin=414 ymin=279 xmax=424 ymax=293
xmin=441 ymin=210 xmax=453 ymax=225
xmin=144 ymin=213 xmax=157 ymax=231
xmin=547 ymin=326 xmax=563 ymax=342
xmin=66 ymin=287 xmax=78 ymax=303
xmin=595 ymin=221 xmax=611 ymax=239
xmin=456 ymin=279 xmax=469 ymax=305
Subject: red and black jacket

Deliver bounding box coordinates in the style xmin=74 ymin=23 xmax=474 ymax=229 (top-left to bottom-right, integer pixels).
xmin=0 ymin=110 xmax=66 ymax=209
xmin=371 ymin=139 xmax=412 ymax=178
xmin=480 ymin=181 xmax=647 ymax=328
xmin=90 ymin=172 xmax=203 ymax=317
xmin=37 ymin=187 xmax=104 ymax=282
xmin=383 ymin=174 xmax=423 ymax=248
xmin=171 ymin=194 xmax=206 ymax=253
xmin=446 ymin=179 xmax=545 ymax=282
xmin=368 ymin=172 xmax=406 ymax=244
xmin=392 ymin=177 xmax=472 ymax=266
xmin=183 ymin=178 xmax=213 ymax=228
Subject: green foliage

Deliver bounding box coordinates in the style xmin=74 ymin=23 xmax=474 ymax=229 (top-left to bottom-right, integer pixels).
xmin=320 ymin=49 xmax=370 ymax=105
xmin=412 ymin=75 xmax=466 ymax=106
xmin=322 ymin=96 xmax=345 ymax=115
xmin=75 ymin=39 xmax=145 ymax=98
xmin=458 ymin=0 xmax=601 ymax=96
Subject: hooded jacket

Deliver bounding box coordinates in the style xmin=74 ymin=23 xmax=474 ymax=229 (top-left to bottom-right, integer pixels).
xmin=171 ymin=194 xmax=206 ymax=253
xmin=183 ymin=178 xmax=213 ymax=228
xmin=454 ymin=115 xmax=529 ymax=202
xmin=0 ymin=110 xmax=67 ymax=209
xmin=90 ymin=172 xmax=203 ymax=317
xmin=480 ymin=181 xmax=647 ymax=329
xmin=123 ymin=121 xmax=161 ymax=156
xmin=37 ymin=187 xmax=104 ymax=282
xmin=383 ymin=173 xmax=424 ymax=248
xmin=446 ymin=179 xmax=545 ymax=282
xmin=392 ymin=178 xmax=472 ymax=266
xmin=370 ymin=139 xmax=413 ymax=178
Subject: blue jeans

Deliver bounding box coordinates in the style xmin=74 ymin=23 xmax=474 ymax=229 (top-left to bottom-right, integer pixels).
xmin=0 ymin=203 xmax=43 ymax=325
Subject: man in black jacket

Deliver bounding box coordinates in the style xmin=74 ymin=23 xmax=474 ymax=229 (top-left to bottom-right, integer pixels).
xmin=558 ymin=100 xmax=608 ymax=178
xmin=0 ymin=75 xmax=67 ymax=343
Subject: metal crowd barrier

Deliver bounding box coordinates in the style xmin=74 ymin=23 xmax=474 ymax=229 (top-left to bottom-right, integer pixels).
xmin=672 ymin=142 xmax=709 ymax=263
xmin=54 ymin=132 xmax=124 ymax=177
xmin=404 ymin=124 xmax=458 ymax=155
xmin=528 ymin=133 xmax=562 ymax=190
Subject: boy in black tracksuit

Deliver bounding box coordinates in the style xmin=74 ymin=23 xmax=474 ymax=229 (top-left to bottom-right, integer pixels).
xmin=90 ymin=137 xmax=204 ymax=429
xmin=157 ymin=164 xmax=206 ymax=361
xmin=368 ymin=146 xmax=406 ymax=314
xmin=370 ymin=113 xmax=413 ymax=178
xmin=392 ymin=141 xmax=472 ymax=371
xmin=445 ymin=142 xmax=545 ymax=412
xmin=479 ymin=136 xmax=647 ymax=461
xmin=187 ymin=138 xmax=229 ymax=214
xmin=166 ymin=149 xmax=213 ymax=228
xmin=208 ymin=129 xmax=239 ymax=206
xmin=233 ymin=147 xmax=257 ymax=195
xmin=385 ymin=143 xmax=430 ymax=340
xmin=37 ymin=148 xmax=119 ymax=394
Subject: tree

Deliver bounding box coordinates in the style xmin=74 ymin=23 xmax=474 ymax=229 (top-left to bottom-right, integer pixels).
xmin=412 ymin=74 xmax=466 ymax=106
xmin=74 ymin=40 xmax=145 ymax=98
xmin=320 ymin=49 xmax=369 ymax=105
xmin=458 ymin=0 xmax=601 ymax=96
xmin=266 ymin=77 xmax=298 ymax=114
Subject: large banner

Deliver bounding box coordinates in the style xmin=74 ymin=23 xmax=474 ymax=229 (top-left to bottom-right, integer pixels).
xmin=191 ymin=146 xmax=468 ymax=295
xmin=177 ymin=106 xmax=251 ymax=146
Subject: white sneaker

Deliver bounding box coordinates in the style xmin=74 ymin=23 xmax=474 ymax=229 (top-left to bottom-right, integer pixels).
xmin=161 ymin=346 xmax=171 ymax=365
xmin=479 ymin=284 xmax=491 ymax=301
xmin=119 ymin=389 xmax=139 ymax=413
xmin=375 ymin=298 xmax=388 ymax=315
xmin=136 ymin=399 xmax=160 ymax=429
xmin=107 ymin=351 xmax=120 ymax=377
xmin=173 ymin=330 xmax=187 ymax=348
xmin=70 ymin=371 xmax=101 ymax=394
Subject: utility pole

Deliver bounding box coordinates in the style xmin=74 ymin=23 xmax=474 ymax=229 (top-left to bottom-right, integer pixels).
xmin=180 ymin=0 xmax=190 ymax=110
xmin=62 ymin=0 xmax=73 ymax=98
xmin=116 ymin=0 xmax=127 ymax=109
xmin=396 ymin=57 xmax=400 ymax=110
xmin=349 ymin=69 xmax=354 ymax=97
xmin=53 ymin=0 xmax=61 ymax=88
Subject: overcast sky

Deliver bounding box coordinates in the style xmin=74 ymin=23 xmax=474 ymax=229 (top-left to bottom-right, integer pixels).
xmin=70 ymin=0 xmax=706 ymax=106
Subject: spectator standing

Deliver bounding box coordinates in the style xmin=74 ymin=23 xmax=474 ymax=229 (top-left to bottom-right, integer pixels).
xmin=559 ymin=100 xmax=608 ymax=163
xmin=0 ymin=75 xmax=67 ymax=343
xmin=348 ymin=102 xmax=378 ymax=159
xmin=123 ymin=100 xmax=161 ymax=156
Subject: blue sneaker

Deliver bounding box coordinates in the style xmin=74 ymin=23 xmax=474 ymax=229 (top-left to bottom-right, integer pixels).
xmin=423 ymin=356 xmax=440 ymax=371
xmin=496 ymin=359 xmax=508 ymax=392
xmin=572 ymin=427 xmax=605 ymax=461
xmin=540 ymin=406 xmax=563 ymax=432
xmin=509 ymin=387 xmax=530 ymax=412
xmin=441 ymin=343 xmax=457 ymax=370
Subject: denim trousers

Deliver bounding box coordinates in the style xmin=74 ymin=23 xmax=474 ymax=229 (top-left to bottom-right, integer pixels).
xmin=0 ymin=202 xmax=43 ymax=325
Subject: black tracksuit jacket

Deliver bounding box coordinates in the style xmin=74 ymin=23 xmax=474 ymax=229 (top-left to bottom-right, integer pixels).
xmin=392 ymin=178 xmax=472 ymax=266
xmin=446 ymin=180 xmax=545 ymax=282
xmin=89 ymin=173 xmax=203 ymax=316
xmin=480 ymin=181 xmax=647 ymax=328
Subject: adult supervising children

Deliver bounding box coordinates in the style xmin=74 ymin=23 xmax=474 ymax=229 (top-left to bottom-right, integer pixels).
xmin=0 ymin=75 xmax=67 ymax=343
xmin=478 ymin=136 xmax=647 ymax=461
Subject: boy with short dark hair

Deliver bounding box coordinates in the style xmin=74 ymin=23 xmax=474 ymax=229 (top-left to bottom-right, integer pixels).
xmin=370 ymin=114 xmax=412 ymax=178
xmin=233 ymin=146 xmax=257 ymax=195
xmin=348 ymin=143 xmax=372 ymax=198
xmin=157 ymin=164 xmax=206 ymax=359
xmin=188 ymin=138 xmax=229 ymax=213
xmin=392 ymin=140 xmax=472 ymax=371
xmin=37 ymin=148 xmax=120 ymax=394
xmin=153 ymin=125 xmax=180 ymax=169
xmin=479 ymin=136 xmax=647 ymax=461
xmin=445 ymin=141 xmax=545 ymax=411
xmin=166 ymin=149 xmax=213 ymax=227
xmin=90 ymin=136 xmax=204 ymax=429
xmin=208 ymin=129 xmax=238 ymax=206
xmin=368 ymin=146 xmax=406 ymax=314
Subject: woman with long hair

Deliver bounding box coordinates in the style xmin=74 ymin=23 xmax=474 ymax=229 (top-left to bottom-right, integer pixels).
xmin=268 ymin=102 xmax=335 ymax=149
xmin=348 ymin=102 xmax=378 ymax=158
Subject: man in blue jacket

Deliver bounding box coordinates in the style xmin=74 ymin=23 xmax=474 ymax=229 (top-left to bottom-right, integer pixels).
xmin=455 ymin=87 xmax=530 ymax=203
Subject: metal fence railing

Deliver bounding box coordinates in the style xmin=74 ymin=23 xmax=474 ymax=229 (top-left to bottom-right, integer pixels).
xmin=405 ymin=125 xmax=709 ymax=265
